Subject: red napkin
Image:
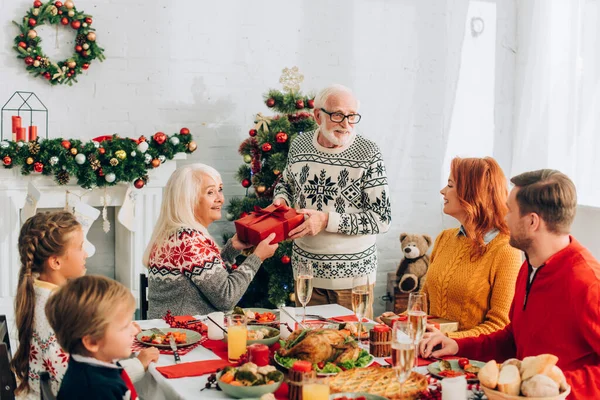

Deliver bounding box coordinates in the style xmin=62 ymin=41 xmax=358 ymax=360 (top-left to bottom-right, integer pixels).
xmin=201 ymin=339 xmax=229 ymax=360
xmin=274 ymin=382 xmax=288 ymax=400
xmin=156 ymin=359 xmax=232 ymax=379
xmin=330 ymin=315 xmax=369 ymax=323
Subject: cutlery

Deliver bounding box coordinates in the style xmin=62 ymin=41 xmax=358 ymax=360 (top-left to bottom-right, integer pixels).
xmin=169 ymin=335 xmax=181 ymax=364
xmin=279 ymin=307 xmax=306 ymax=330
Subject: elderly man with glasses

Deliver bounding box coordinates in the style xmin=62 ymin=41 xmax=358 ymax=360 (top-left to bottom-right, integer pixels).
xmin=273 ymin=84 xmax=392 ymax=319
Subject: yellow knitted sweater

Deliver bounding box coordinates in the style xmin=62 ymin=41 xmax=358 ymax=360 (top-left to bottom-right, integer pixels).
xmin=421 ymin=228 xmax=523 ymax=339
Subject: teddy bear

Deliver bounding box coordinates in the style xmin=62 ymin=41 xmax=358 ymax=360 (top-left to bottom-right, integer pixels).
xmin=396 ymin=232 xmax=432 ymax=293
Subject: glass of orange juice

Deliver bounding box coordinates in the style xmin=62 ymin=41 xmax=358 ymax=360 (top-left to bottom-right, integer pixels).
xmin=302 ymin=375 xmax=329 ymax=400
xmin=226 ymin=314 xmax=247 ymax=363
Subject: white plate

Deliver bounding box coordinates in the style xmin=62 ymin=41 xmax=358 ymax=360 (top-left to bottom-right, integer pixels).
xmin=136 ymin=328 xmax=202 ymax=348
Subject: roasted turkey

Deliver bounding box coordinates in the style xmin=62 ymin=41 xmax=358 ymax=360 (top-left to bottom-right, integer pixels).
xmin=278 ymin=328 xmax=361 ymax=364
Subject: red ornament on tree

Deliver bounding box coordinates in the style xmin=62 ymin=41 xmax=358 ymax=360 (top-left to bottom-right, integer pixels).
xmin=85 ymin=17 xmax=93 ymax=24
xmin=231 ymin=264 xmax=238 ymax=270
xmin=98 ymin=168 xmax=104 ymax=177
xmin=33 ymin=0 xmax=42 ymax=7
xmin=275 ymin=132 xmax=288 ymax=144
xmin=180 ymin=127 xmax=190 ymax=135
xmin=33 ymin=162 xmax=43 ymax=173
xmin=249 ymin=129 xmax=257 ymax=137
xmin=281 ymin=255 xmax=291 ymax=264
xmin=266 ymin=98 xmax=275 ymax=107
xmin=71 ymin=20 xmax=80 ymax=29
xmin=241 ymin=178 xmax=251 ymax=188
xmin=82 ymin=63 xmax=90 ymax=70
xmin=153 ymin=132 xmax=167 ymax=145
xmin=307 ymin=99 xmax=315 ymax=109
xmin=44 ymin=72 xmax=51 ymax=79
xmin=261 ymin=142 xmax=272 ymax=152
xmin=134 ymin=178 xmax=145 ymax=189
xmin=18 ymin=42 xmax=27 ymax=49
xmin=61 ymin=17 xmax=69 ymax=25
xmin=24 ymin=57 xmax=34 ymax=66
xmin=55 ymin=1 xmax=63 ymax=7
xmin=295 ymin=99 xmax=304 ymax=109
xmin=138 ymin=135 xmax=147 ymax=142
xmin=28 ymin=18 xmax=36 ymax=27
xmin=2 ymin=156 xmax=12 ymax=166
xmin=75 ymin=45 xmax=82 ymax=52
xmin=61 ymin=140 xmax=71 ymax=150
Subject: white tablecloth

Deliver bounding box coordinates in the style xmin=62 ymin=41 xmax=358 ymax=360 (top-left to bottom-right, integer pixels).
xmin=134 ymin=304 xmax=372 ymax=400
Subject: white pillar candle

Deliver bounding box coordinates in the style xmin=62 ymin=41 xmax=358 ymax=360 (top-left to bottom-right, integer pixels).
xmin=441 ymin=375 xmax=467 ymax=400
xmin=207 ymin=311 xmax=225 ymax=340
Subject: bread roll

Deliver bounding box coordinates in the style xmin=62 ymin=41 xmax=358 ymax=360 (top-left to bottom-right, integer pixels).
xmin=545 ymin=365 xmax=568 ymax=392
xmin=521 ymin=374 xmax=560 ymax=397
xmin=502 ymin=358 xmax=522 ymax=371
xmin=497 ymin=364 xmax=521 ymax=396
xmin=478 ymin=360 xmax=500 ymax=389
xmin=520 ymin=354 xmax=559 ymax=381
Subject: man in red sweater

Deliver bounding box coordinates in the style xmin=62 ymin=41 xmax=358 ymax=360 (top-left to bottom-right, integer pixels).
xmin=420 ymin=169 xmax=600 ymax=399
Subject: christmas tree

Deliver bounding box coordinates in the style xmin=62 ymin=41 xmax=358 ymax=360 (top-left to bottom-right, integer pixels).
xmin=226 ymin=67 xmax=318 ymax=308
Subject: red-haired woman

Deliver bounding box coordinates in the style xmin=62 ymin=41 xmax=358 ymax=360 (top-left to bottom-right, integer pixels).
xmin=421 ymin=157 xmax=523 ymax=339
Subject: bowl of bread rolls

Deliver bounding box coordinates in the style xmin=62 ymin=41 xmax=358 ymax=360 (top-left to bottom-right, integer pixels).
xmin=478 ymin=354 xmax=571 ymax=399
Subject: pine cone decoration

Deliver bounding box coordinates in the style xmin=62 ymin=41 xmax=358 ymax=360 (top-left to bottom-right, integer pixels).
xmin=75 ymin=34 xmax=87 ymax=46
xmin=90 ymin=159 xmax=101 ymax=171
xmin=40 ymin=57 xmax=50 ymax=68
xmin=88 ymin=153 xmax=97 ymax=162
xmin=56 ymin=170 xmax=70 ymax=185
xmin=28 ymin=142 xmax=40 ymax=155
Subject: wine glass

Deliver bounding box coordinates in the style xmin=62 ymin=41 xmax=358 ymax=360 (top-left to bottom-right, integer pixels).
xmin=407 ymin=292 xmax=428 ymax=367
xmin=295 ymin=262 xmax=313 ymax=323
xmin=391 ymin=320 xmax=416 ymax=396
xmin=351 ymin=275 xmax=370 ymax=342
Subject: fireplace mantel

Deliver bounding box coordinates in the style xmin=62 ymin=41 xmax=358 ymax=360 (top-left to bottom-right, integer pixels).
xmin=0 ymin=155 xmax=183 ymax=320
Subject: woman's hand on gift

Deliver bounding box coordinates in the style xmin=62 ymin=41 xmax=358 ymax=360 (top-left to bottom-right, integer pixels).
xmin=288 ymin=209 xmax=328 ymax=239
xmin=419 ymin=330 xmax=459 ymax=359
xmin=231 ymin=234 xmax=253 ymax=251
xmin=253 ymin=233 xmax=279 ymax=261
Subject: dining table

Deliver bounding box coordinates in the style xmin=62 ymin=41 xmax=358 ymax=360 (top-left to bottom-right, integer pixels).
xmin=133 ymin=304 xmax=482 ymax=400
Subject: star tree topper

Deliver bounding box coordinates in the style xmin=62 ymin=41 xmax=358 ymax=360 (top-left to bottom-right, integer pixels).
xmin=279 ymin=66 xmax=304 ymax=93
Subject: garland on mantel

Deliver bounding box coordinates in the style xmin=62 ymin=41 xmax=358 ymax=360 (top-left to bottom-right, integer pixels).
xmin=0 ymin=128 xmax=197 ymax=189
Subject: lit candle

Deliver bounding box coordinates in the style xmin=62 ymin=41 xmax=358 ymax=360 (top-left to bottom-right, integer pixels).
xmin=28 ymin=126 xmax=37 ymax=141
xmin=441 ymin=375 xmax=467 ymax=400
xmin=16 ymin=127 xmax=27 ymax=142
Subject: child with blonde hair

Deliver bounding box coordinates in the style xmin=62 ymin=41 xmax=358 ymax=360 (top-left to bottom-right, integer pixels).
xmin=11 ymin=211 xmax=157 ymax=399
xmin=46 ymin=275 xmax=141 ymax=400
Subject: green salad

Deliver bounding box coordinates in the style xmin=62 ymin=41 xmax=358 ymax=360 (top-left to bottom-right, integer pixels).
xmin=274 ymin=349 xmax=372 ymax=374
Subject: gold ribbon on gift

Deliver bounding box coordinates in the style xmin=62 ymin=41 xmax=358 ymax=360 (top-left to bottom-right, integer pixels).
xmin=254 ymin=113 xmax=273 ymax=133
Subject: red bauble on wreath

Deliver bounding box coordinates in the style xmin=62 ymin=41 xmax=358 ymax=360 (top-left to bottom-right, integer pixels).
xmin=153 ymin=132 xmax=167 ymax=145
xmin=3 ymin=156 xmax=12 ymax=166
xmin=266 ymin=98 xmax=275 ymax=107
xmin=295 ymin=99 xmax=304 ymax=109
xmin=307 ymin=99 xmax=315 ymax=109
xmin=241 ymin=178 xmax=251 ymax=188
xmin=33 ymin=162 xmax=44 ymax=173
xmin=180 ymin=127 xmax=190 ymax=135
xmin=134 ymin=178 xmax=145 ymax=189
xmin=275 ymin=132 xmax=288 ymax=144
xmin=12 ymin=0 xmax=106 ymax=85
xmin=261 ymin=142 xmax=272 ymax=152
xmin=281 ymin=255 xmax=291 ymax=264
xmin=249 ymin=129 xmax=257 ymax=137
xmin=61 ymin=140 xmax=71 ymax=149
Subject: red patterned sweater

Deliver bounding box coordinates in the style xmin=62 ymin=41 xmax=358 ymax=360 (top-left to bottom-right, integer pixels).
xmin=456 ymin=237 xmax=600 ymax=400
xmin=147 ymin=228 xmax=262 ymax=318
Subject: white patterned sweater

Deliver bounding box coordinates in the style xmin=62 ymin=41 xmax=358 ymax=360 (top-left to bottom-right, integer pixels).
xmin=17 ymin=280 xmax=68 ymax=400
xmin=274 ymin=130 xmax=392 ymax=289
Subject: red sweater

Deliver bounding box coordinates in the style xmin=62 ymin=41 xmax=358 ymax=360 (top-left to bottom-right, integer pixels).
xmin=456 ymin=237 xmax=600 ymax=400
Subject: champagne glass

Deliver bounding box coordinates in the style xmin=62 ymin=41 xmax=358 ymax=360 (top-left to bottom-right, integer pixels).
xmin=407 ymin=292 xmax=428 ymax=367
xmin=391 ymin=320 xmax=416 ymax=396
xmin=295 ymin=262 xmax=313 ymax=323
xmin=351 ymin=275 xmax=370 ymax=342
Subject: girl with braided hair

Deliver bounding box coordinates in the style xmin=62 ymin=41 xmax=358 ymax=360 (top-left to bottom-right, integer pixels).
xmin=11 ymin=211 xmax=158 ymax=399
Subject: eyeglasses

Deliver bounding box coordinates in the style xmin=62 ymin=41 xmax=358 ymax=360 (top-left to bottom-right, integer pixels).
xmin=319 ymin=108 xmax=361 ymax=124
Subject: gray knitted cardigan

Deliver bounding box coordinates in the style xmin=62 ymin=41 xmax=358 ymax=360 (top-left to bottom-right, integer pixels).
xmin=146 ymin=228 xmax=261 ymax=319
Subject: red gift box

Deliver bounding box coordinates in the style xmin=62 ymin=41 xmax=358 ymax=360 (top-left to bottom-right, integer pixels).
xmin=234 ymin=204 xmax=304 ymax=246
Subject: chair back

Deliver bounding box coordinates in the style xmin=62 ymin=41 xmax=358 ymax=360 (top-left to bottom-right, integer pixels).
xmin=39 ymin=372 xmax=56 ymax=400
xmin=0 ymin=342 xmax=16 ymax=400
xmin=140 ymin=273 xmax=149 ymax=320
xmin=0 ymin=316 xmax=10 ymax=357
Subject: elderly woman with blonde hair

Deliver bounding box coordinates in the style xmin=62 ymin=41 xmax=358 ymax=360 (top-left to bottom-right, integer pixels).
xmin=143 ymin=163 xmax=278 ymax=318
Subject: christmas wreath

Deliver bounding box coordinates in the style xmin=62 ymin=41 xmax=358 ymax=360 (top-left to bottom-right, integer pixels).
xmin=0 ymin=128 xmax=197 ymax=189
xmin=12 ymin=0 xmax=105 ymax=86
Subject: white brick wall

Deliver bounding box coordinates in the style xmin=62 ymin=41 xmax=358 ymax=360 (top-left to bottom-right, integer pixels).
xmin=0 ymin=0 xmax=517 ymax=316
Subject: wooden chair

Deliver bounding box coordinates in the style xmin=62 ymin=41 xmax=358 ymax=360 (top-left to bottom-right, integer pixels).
xmin=39 ymin=372 xmax=56 ymax=400
xmin=139 ymin=273 xmax=149 ymax=320
xmin=0 ymin=315 xmax=16 ymax=400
